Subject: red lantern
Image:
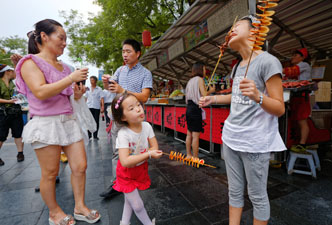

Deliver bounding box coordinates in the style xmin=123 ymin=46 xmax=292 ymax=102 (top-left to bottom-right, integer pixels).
xmin=142 ymin=30 xmax=152 ymax=47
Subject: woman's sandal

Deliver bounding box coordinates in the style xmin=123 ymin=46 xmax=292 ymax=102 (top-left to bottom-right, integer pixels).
xmin=49 ymin=215 xmax=76 ymax=225
xmin=74 ymin=209 xmax=101 ymax=224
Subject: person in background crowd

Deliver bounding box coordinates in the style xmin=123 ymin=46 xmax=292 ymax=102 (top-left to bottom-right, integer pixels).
xmin=166 ymin=80 xmax=175 ymax=95
xmin=283 ymin=48 xmax=312 ymax=153
xmin=102 ymin=88 xmax=115 ymax=127
xmin=185 ymin=62 xmax=215 ymax=159
xmin=152 ymin=80 xmax=158 ymax=96
xmin=85 ymin=76 xmax=104 ymax=140
xmin=100 ymin=38 xmax=153 ymax=198
xmin=200 ymin=15 xmax=286 ymax=225
xmin=16 ymin=19 xmax=100 ymax=225
xmin=0 ymin=63 xmax=24 ymax=166
xmin=177 ymin=83 xmax=185 ymax=93
xmin=157 ymin=81 xmax=166 ymax=96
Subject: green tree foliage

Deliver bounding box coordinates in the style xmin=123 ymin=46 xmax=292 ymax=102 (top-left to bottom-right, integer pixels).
xmin=97 ymin=80 xmax=104 ymax=89
xmin=0 ymin=36 xmax=27 ymax=65
xmin=61 ymin=0 xmax=191 ymax=73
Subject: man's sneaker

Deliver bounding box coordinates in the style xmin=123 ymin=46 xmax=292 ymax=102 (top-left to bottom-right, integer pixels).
xmin=17 ymin=153 xmax=25 ymax=162
xmin=0 ymin=158 xmax=4 ymax=166
xmin=290 ymin=145 xmax=308 ymax=154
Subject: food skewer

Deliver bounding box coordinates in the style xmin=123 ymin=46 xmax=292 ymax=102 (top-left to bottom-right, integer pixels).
xmin=205 ymin=16 xmax=238 ymax=91
xmin=162 ymin=151 xmax=216 ymax=169
xmin=244 ymin=0 xmax=279 ymax=78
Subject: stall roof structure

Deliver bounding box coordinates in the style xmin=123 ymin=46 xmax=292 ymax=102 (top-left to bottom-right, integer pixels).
xmin=141 ymin=0 xmax=332 ymax=84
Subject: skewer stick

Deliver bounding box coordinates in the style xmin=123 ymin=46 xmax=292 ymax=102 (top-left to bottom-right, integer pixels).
xmin=244 ymin=49 xmax=254 ymax=78
xmin=205 ymin=55 xmax=222 ymax=91
xmin=162 ymin=152 xmax=216 ymax=169
xmin=205 ymin=15 xmax=238 ymax=91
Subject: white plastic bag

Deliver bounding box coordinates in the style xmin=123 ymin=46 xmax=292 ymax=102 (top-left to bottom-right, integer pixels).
xmin=70 ymin=95 xmax=97 ymax=146
xmin=201 ymin=108 xmax=206 ymax=120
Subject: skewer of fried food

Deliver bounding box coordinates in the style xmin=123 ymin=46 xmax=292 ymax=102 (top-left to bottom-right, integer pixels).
xmin=205 ymin=16 xmax=238 ymax=91
xmin=244 ymin=0 xmax=279 ymax=78
xmin=162 ymin=151 xmax=216 ymax=169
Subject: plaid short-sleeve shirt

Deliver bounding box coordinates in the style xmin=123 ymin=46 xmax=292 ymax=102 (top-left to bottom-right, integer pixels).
xmin=114 ymin=62 xmax=152 ymax=93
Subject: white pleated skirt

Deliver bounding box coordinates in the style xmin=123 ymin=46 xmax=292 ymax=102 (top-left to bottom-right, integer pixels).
xmin=22 ymin=114 xmax=83 ymax=149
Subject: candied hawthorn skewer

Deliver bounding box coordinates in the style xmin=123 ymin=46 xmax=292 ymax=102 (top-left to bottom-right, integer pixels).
xmin=163 ymin=151 xmax=216 ymax=169
xmin=244 ymin=0 xmax=279 ymax=78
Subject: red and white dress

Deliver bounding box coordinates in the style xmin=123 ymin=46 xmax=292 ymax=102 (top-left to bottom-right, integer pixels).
xmin=113 ymin=122 xmax=155 ymax=193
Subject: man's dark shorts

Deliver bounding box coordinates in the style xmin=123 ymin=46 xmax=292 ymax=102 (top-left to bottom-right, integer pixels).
xmin=0 ymin=111 xmax=24 ymax=142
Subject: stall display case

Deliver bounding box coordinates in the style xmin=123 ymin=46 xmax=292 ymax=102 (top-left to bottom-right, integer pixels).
xmin=145 ymin=101 xmax=231 ymax=154
xmin=146 ymin=80 xmax=331 ymax=160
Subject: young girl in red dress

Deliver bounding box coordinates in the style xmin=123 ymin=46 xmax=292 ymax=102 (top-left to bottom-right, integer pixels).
xmin=111 ymin=92 xmax=163 ymax=225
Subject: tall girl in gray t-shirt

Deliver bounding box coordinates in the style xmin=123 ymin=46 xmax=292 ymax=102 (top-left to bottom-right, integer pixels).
xmin=199 ymin=16 xmax=286 ymax=225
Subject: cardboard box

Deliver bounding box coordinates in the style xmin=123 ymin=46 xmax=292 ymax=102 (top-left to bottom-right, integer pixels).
xmin=315 ymin=81 xmax=331 ymax=102
xmin=317 ymin=81 xmax=331 ymax=89
xmin=311 ymin=111 xmax=332 ymax=130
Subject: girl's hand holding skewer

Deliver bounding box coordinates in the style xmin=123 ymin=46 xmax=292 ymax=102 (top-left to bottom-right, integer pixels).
xmin=199 ymin=96 xmax=213 ymax=108
xmin=239 ymin=78 xmax=261 ymax=103
xmin=148 ymin=150 xmax=163 ymax=159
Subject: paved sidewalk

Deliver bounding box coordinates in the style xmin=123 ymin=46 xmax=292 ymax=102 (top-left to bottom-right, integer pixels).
xmin=0 ymin=121 xmax=332 ymax=225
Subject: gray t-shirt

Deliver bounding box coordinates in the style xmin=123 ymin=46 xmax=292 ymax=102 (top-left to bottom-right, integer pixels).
xmin=222 ymin=51 xmax=286 ymax=153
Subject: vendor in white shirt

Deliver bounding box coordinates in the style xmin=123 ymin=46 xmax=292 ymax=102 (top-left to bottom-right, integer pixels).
xmin=85 ymin=76 xmax=104 ymax=140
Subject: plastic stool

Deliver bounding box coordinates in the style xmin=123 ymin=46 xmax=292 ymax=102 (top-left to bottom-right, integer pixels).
xmin=306 ymin=149 xmax=321 ymax=171
xmin=287 ymin=151 xmax=317 ymax=178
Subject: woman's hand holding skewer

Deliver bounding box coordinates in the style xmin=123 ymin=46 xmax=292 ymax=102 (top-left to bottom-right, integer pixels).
xmin=148 ymin=150 xmax=163 ymax=159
